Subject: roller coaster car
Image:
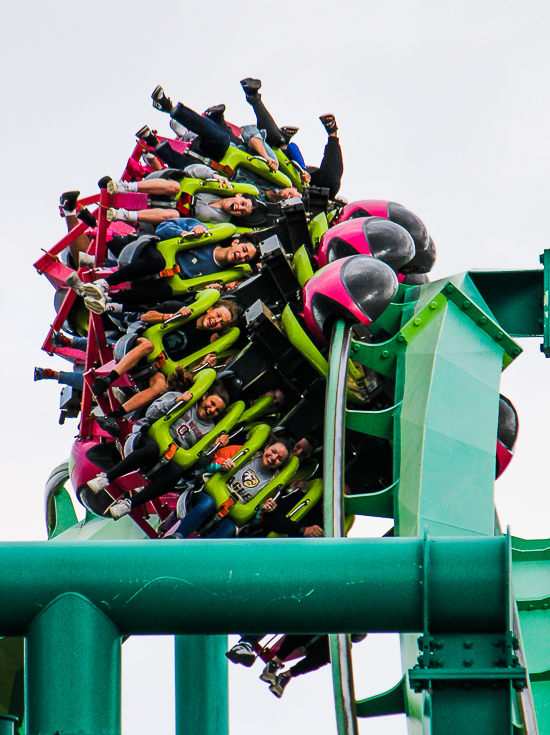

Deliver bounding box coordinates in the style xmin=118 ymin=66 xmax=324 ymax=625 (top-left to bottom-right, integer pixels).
xmin=316 ymin=217 xmax=416 ymax=276
xmin=147 ymin=368 xmax=245 ymax=471
xmin=496 ymin=394 xmax=519 ymax=478
xmin=273 ymin=148 xmax=305 ymax=191
xmin=333 ymin=200 xmax=436 ymax=274
xmin=142 ymin=288 xmax=240 ymax=375
xmin=154 ymin=223 xmax=251 ymax=297
xmin=302 ymin=256 xmax=399 ymax=345
xmin=301 ymin=187 xmax=330 ymax=218
xmin=217 ymin=147 xmax=293 ymax=190
xmin=202 ymin=423 xmax=300 ymax=525
xmin=145 ymin=171 xmax=260 ymax=204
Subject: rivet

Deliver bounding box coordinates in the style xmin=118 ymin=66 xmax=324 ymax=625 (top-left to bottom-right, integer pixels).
xmin=463 ymin=659 xmax=473 ymax=668
xmin=543 ymin=603 xmax=548 ymax=609
xmin=528 ymin=604 xmax=534 ymax=610
xmin=351 ymin=344 xmax=358 ymax=353
xmin=479 ymin=316 xmax=488 ymax=324
xmin=414 ymin=317 xmax=422 ymax=326
xmin=397 ymin=334 xmax=406 ymax=343
xmin=463 ymin=640 xmax=473 ymax=649
xmin=463 ymin=301 xmax=471 ymax=309
xmin=446 ymin=284 xmax=454 ymax=293
xmin=430 ymin=301 xmax=438 ymax=310
xmin=513 ymin=348 xmax=521 ymax=355
xmin=496 ymin=332 xmax=504 ymax=340
xmin=381 ymin=350 xmax=390 ymax=359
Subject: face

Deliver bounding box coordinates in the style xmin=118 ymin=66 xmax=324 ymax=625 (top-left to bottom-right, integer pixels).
xmin=261 ymin=443 xmax=289 ymax=469
xmin=223 ymin=194 xmax=253 ymax=216
xmin=291 ymin=439 xmax=313 ymax=460
xmin=225 ymin=239 xmax=257 ymax=264
xmin=197 ymin=394 xmax=225 ymax=420
xmin=197 ymin=306 xmax=232 ymax=331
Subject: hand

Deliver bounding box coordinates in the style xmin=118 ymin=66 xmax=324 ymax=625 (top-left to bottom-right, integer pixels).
xmin=303 ymin=525 xmax=324 ymax=537
xmin=261 ymin=498 xmax=277 ymax=513
xmin=218 ymin=434 xmax=229 ymax=447
xmin=192 ymin=225 xmax=208 ymax=236
xmin=221 ymin=458 xmax=235 ymax=472
xmin=213 ymin=174 xmax=232 ymax=189
xmin=200 ymin=353 xmax=217 ymax=368
xmin=279 ymin=187 xmax=301 ymax=200
xmin=205 ymin=282 xmax=224 ymax=292
xmin=266 ymin=158 xmax=279 ymax=172
xmin=176 ymin=391 xmax=193 ymax=403
xmin=301 ymin=171 xmax=311 ymax=185
xmin=177 ymin=306 xmax=193 ymax=317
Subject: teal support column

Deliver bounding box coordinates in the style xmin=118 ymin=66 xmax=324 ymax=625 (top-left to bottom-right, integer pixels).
xmin=25 ymin=593 xmax=121 ymax=735
xmin=175 ymin=636 xmax=229 ymax=735
xmin=0 ymin=715 xmax=17 ymax=735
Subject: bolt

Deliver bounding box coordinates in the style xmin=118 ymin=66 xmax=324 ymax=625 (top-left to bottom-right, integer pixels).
xmin=430 ymin=301 xmax=438 ymax=310
xmin=463 ymin=659 xmax=473 ymax=667
xmin=446 ymin=284 xmax=454 ymax=293
xmin=513 ymin=348 xmax=521 ymax=355
xmin=397 ymin=334 xmax=406 ymax=342
xmin=479 ymin=316 xmax=488 ymax=324
xmin=544 ymin=604 xmax=548 ymax=610
xmin=496 ymin=331 xmax=504 ymax=340
xmin=414 ymin=317 xmax=422 ymax=326
xmin=381 ymin=350 xmax=390 ymax=359
xmin=463 ymin=301 xmax=471 ymax=309
xmin=528 ymin=604 xmax=534 ymax=610
xmin=351 ymin=344 xmax=358 ymax=353
xmin=463 ymin=640 xmax=473 ymax=649
xmin=434 ymin=640 xmax=444 ymax=650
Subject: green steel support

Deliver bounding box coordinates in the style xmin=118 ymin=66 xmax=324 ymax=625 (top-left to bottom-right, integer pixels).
xmin=25 ymin=592 xmax=121 ymax=735
xmin=175 ymin=636 xmax=228 ymax=735
xmin=541 ymin=250 xmax=550 ymax=355
xmin=0 ymin=538 xmax=508 ymax=636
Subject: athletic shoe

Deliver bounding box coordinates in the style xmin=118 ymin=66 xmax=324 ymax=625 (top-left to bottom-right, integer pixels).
xmin=59 ymin=190 xmax=80 ymax=215
xmin=108 ymin=497 xmax=132 ymax=519
xmin=77 ymin=208 xmax=97 ymax=228
xmin=91 ymin=375 xmax=113 ymax=397
xmin=78 ymin=252 xmax=95 ymax=267
xmin=259 ymin=660 xmax=281 ymax=683
xmin=204 ymin=104 xmax=226 ymax=123
xmin=136 ymin=125 xmax=159 ymax=148
xmin=151 ymin=86 xmax=173 ymax=113
xmin=84 ymin=295 xmax=108 ymax=314
xmin=319 ymin=114 xmax=338 ymax=135
xmin=34 ymin=367 xmax=57 ymax=381
xmin=97 ymin=175 xmax=113 ymax=190
xmin=280 ymin=126 xmax=299 ymax=143
xmin=82 ymin=279 xmax=109 ymax=299
xmin=240 ymin=78 xmax=262 ymax=97
xmin=87 ymin=472 xmax=109 ymax=494
xmin=51 ymin=331 xmax=72 ymax=348
xmin=226 ymin=642 xmax=256 ymax=667
xmin=106 ymin=208 xmax=129 ymax=222
xmin=269 ymin=673 xmax=291 ymax=698
xmin=96 ymin=415 xmax=121 ymax=438
xmin=64 ymin=271 xmax=86 ymax=296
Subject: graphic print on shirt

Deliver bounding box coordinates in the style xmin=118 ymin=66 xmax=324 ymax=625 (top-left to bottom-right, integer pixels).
xmin=242 ymin=469 xmax=260 ymax=489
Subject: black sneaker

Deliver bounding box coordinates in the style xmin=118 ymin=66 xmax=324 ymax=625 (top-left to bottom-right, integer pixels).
xmin=269 ymin=673 xmax=291 ymax=698
xmin=152 ymin=85 xmax=173 ymax=113
xmin=91 ymin=375 xmax=113 ymax=397
xmin=226 ymin=642 xmax=256 ymax=667
xmin=136 ymin=124 xmax=160 ymax=148
xmin=240 ymin=78 xmax=262 ymax=97
xmin=280 ymin=126 xmax=299 ymax=143
xmin=97 ymin=175 xmax=114 ymax=191
xmin=77 ymin=208 xmax=97 ymax=228
xmin=259 ymin=660 xmax=280 ymax=684
xmin=60 ymin=190 xmax=80 ymax=214
xmin=96 ymin=415 xmax=121 ymax=438
xmin=204 ymin=104 xmax=226 ymax=124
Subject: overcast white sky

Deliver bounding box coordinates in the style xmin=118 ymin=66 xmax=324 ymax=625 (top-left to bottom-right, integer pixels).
xmin=2 ymin=1 xmax=550 ymax=733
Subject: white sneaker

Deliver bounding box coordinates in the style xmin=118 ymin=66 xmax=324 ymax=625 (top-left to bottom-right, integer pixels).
xmin=106 ymin=207 xmax=130 ymax=222
xmin=64 ymin=271 xmax=86 ymax=297
xmin=84 ymin=295 xmax=108 ymax=314
xmin=108 ymin=498 xmax=132 ymax=520
xmin=78 ymin=252 xmax=96 ymax=267
xmin=83 ymin=279 xmax=109 ymax=299
xmin=87 ymin=472 xmax=109 ymax=494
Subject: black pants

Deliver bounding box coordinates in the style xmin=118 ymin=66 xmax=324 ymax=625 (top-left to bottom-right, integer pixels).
xmin=276 ymin=635 xmax=330 ymax=677
xmin=107 ymin=246 xmax=173 ymax=307
xmin=171 ymin=103 xmax=230 ymax=162
xmin=106 ymin=434 xmax=183 ymax=509
xmin=308 ymin=137 xmax=343 ymax=199
xmin=247 ymin=96 xmax=287 ymax=149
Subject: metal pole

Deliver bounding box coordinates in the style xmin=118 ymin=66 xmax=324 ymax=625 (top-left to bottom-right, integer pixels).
xmin=25 ymin=592 xmax=121 ymax=735
xmin=175 ymin=636 xmax=229 ymax=735
xmin=0 ymin=716 xmax=17 ymax=735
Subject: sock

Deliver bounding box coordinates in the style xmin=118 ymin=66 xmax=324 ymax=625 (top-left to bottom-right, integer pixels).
xmin=108 ymin=405 xmax=126 ymax=419
xmin=119 ymin=180 xmax=138 ymax=193
xmin=107 ymin=370 xmax=119 ymax=384
xmin=127 ymin=210 xmax=138 ymax=222
xmin=105 ymin=302 xmax=123 ymax=314
xmin=62 ymin=208 xmax=77 ymax=217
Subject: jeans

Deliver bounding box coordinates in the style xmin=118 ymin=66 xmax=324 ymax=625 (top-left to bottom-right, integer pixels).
xmin=171 ymin=104 xmax=230 ymax=162
xmin=173 ymin=491 xmax=236 ymax=538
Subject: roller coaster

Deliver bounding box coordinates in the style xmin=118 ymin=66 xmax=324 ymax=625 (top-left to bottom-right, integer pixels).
xmin=1 ymin=86 xmax=550 ymax=735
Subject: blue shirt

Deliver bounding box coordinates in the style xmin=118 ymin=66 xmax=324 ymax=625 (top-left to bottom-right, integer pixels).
xmin=175 ymin=243 xmax=225 ymax=280
xmin=285 ymin=142 xmax=306 ymax=169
